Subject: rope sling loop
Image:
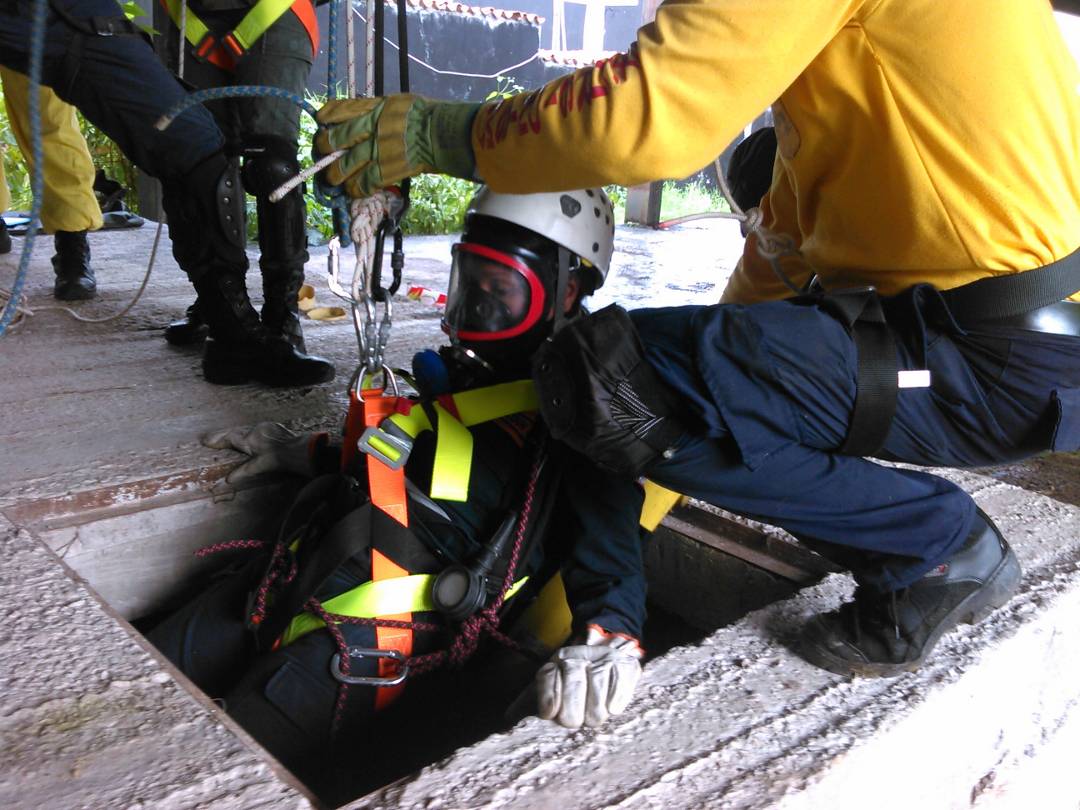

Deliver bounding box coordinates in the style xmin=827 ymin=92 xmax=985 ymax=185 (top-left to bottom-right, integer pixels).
xmin=710 ymin=154 xmax=812 ymax=296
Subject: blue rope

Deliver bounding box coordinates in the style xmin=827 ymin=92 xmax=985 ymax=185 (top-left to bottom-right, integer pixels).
xmin=155 ymin=82 xmax=353 ymax=244
xmin=155 ymin=85 xmax=319 ymax=131
xmin=0 ymin=0 xmax=46 ymax=338
xmin=321 ymin=0 xmax=353 ymax=243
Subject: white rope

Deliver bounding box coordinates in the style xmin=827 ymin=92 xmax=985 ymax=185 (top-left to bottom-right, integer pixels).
xmin=346 ymin=0 xmax=357 ymax=97
xmin=364 ymin=0 xmax=376 ymax=96
xmin=352 ymin=7 xmax=540 ymax=79
xmin=178 ymin=0 xmax=187 ymax=80
xmin=712 ymin=155 xmax=808 ymax=295
xmin=269 ymin=148 xmax=344 ymax=202
xmin=0 ymin=220 xmax=164 ymax=328
xmin=348 ymin=192 xmax=396 ymax=299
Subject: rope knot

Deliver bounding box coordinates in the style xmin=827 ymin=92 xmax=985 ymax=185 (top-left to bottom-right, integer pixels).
xmin=743 ymin=205 xmax=764 ymax=234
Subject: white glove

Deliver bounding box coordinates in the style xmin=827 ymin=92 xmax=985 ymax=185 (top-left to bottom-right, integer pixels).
xmin=202 ymin=422 xmax=320 ymax=485
xmin=536 ymin=624 xmax=644 ymax=729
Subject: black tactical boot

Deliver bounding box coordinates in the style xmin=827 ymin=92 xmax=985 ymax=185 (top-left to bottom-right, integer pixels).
xmin=195 ymin=269 xmax=335 ymax=387
xmin=162 ymin=151 xmax=334 ymax=388
xmin=799 ymin=508 xmax=1021 ymax=677
xmin=164 ymin=298 xmax=210 ymax=346
xmin=243 ymin=136 xmax=310 ymax=352
xmin=0 ymin=218 xmax=11 ymax=254
xmin=52 ymin=230 xmax=97 ymax=301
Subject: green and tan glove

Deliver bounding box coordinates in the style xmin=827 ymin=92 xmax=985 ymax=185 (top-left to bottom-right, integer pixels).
xmin=315 ymin=95 xmax=480 ymax=198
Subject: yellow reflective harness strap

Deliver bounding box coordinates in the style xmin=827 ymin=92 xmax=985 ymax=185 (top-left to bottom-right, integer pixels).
xmin=429 ymin=403 xmax=473 ymax=501
xmin=279 ymin=574 xmax=529 ymax=647
xmin=228 ymin=0 xmax=298 ymax=52
xmin=159 ymin=0 xmax=314 ymax=65
xmin=447 ymin=381 xmax=540 ymax=427
xmin=160 ymin=0 xmax=209 ymax=50
xmin=366 ymin=380 xmax=540 ymax=503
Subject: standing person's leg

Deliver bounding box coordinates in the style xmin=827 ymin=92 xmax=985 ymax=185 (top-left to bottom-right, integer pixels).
xmin=160 ymin=21 xmax=239 ymax=347
xmin=0 ymin=2 xmax=333 ymax=382
xmin=1 ymin=64 xmax=102 ymax=300
xmin=631 ymin=300 xmax=1023 ymax=675
xmin=234 ymin=12 xmax=318 ymax=353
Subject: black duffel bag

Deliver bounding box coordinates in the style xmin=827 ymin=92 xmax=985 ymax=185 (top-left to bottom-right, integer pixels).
xmin=531 ymin=304 xmax=685 ymax=476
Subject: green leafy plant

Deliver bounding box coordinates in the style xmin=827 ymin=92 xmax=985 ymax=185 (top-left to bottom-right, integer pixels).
xmin=0 ymin=102 xmax=31 ymax=211
xmin=118 ymin=0 xmax=159 ymax=36
xmin=659 ymin=179 xmax=730 ymax=221
xmin=484 ymin=75 xmax=525 ymax=102
xmin=400 ymin=174 xmax=476 ymax=235
xmin=604 ymin=184 xmax=627 ymax=224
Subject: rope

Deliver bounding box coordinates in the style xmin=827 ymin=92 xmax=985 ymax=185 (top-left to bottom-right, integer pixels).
xmin=178 ymin=0 xmax=187 ymax=80
xmin=715 ymin=154 xmax=807 ymax=294
xmin=5 ymin=220 xmax=164 ymax=327
xmin=352 ymin=7 xmax=541 ymax=80
xmin=365 ymin=0 xmax=376 ymax=95
xmin=327 ymin=0 xmax=339 ymax=96
xmin=408 ymin=446 xmax=544 ymax=674
xmin=194 ymin=539 xmax=267 ymax=556
xmin=0 ymin=0 xmax=46 ymax=338
xmin=345 ymin=0 xmax=357 ymax=97
xmin=349 ymin=192 xmax=396 ymax=282
xmin=154 ymin=85 xmax=320 ymax=132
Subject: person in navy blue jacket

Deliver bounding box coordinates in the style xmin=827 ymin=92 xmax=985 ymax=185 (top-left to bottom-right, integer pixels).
xmin=147 ymin=186 xmax=647 ymax=798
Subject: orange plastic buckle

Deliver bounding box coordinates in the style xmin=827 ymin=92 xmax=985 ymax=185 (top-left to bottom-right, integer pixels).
xmin=222 ymin=33 xmax=245 ymax=57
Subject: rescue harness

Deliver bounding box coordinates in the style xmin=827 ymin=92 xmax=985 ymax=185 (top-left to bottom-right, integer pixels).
xmin=158 ymin=0 xmax=319 ymax=71
xmin=211 ymin=374 xmax=555 ymax=730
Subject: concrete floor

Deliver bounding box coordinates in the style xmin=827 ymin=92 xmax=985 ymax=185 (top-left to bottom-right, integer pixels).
xmin=2 ymin=221 xmax=1080 ymax=809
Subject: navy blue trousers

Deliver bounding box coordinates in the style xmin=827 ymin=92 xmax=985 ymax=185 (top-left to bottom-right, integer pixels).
xmin=632 ymin=285 xmax=1080 ymax=591
xmin=0 ymin=0 xmax=223 ymax=180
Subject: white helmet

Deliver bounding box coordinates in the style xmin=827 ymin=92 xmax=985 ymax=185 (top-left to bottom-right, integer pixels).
xmin=465 ymin=186 xmax=615 ymax=288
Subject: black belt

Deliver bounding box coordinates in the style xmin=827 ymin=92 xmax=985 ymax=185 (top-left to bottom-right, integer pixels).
xmin=964 ymin=300 xmax=1080 ymax=337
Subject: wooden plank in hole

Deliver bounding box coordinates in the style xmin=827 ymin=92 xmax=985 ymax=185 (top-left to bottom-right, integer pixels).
xmin=660 ymin=503 xmax=841 ymax=584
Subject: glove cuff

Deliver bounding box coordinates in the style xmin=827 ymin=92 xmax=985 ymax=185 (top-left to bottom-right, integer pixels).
xmin=423 ymin=101 xmax=481 ymax=181
xmin=586 ymin=624 xmax=645 ymax=659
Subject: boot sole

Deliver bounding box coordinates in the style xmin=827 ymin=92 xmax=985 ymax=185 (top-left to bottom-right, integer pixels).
xmin=54 ymin=288 xmax=97 ymax=302
xmin=801 ymin=545 xmax=1023 ymax=678
xmin=164 ymin=326 xmax=209 ymax=347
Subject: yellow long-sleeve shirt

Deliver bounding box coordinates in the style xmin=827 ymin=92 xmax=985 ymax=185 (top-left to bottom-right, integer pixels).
xmin=471 ymin=0 xmax=1080 ymax=302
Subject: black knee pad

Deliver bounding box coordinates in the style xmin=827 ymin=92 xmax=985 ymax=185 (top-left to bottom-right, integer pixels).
xmin=241 ymin=135 xmax=301 ymax=199
xmin=161 ymin=150 xmax=247 ymax=278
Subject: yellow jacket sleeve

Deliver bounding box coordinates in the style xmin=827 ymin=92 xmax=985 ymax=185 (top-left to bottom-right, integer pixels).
xmin=472 ymin=0 xmax=865 ymax=191
xmin=473 ymin=0 xmax=1080 ymax=301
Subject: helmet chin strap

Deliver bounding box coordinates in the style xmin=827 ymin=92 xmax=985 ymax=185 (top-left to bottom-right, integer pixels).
xmin=552 ymin=246 xmax=571 ymax=334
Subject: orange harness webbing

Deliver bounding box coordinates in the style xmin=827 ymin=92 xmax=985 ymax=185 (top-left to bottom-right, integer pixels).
xmin=343 ymin=387 xmax=413 ymax=709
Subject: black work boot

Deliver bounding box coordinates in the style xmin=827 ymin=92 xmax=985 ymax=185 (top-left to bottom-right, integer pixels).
xmin=52 ymin=230 xmax=97 ymax=301
xmin=163 ymin=151 xmax=334 ymax=388
xmin=164 ymin=298 xmax=210 ymax=346
xmin=243 ymin=136 xmax=310 ymax=352
xmin=0 ymin=219 xmax=11 ymax=254
xmin=799 ymin=508 xmax=1022 ymax=677
xmin=261 ymin=271 xmax=307 ymax=351
xmin=196 ymin=268 xmax=335 ymax=387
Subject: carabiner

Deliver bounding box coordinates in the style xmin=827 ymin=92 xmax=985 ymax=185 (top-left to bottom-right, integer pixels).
xmin=330 ymin=646 xmax=409 ymax=686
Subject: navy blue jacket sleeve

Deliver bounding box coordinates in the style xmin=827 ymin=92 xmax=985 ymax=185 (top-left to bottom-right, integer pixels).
xmin=551 ymin=446 xmax=648 ymax=639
